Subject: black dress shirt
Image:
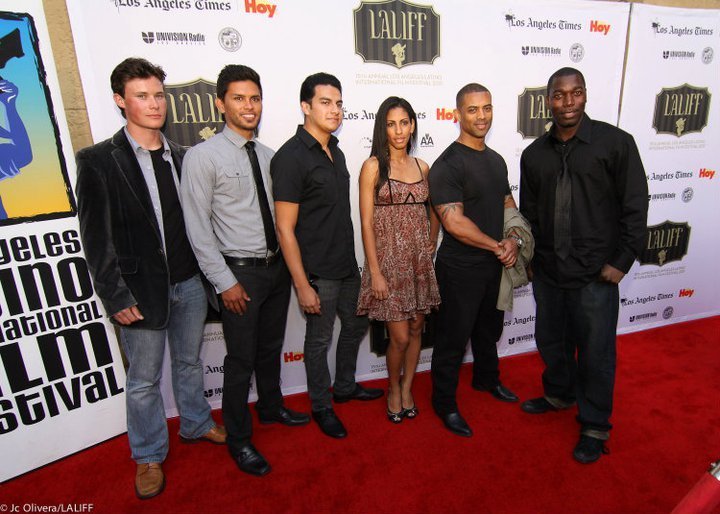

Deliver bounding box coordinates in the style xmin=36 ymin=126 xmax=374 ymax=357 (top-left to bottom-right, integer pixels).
xmin=271 ymin=126 xmax=358 ymax=280
xmin=519 ymin=114 xmax=649 ymax=288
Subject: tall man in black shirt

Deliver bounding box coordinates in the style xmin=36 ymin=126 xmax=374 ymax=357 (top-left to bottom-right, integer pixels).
xmin=429 ymin=83 xmax=521 ymax=438
xmin=272 ymin=73 xmax=382 ymax=439
xmin=519 ymin=67 xmax=648 ymax=463
xmin=75 ymin=58 xmax=225 ymax=500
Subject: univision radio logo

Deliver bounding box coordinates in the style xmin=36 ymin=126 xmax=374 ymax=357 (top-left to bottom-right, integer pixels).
xmin=653 ymin=84 xmax=710 ymax=137
xmin=517 ymin=86 xmax=552 ymax=139
xmin=638 ymin=220 xmax=690 ymax=267
xmin=164 ymin=79 xmax=225 ymax=147
xmin=353 ymin=0 xmax=440 ymax=69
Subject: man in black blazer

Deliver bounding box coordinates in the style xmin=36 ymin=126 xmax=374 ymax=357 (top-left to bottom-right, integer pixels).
xmin=75 ymin=58 xmax=225 ymax=500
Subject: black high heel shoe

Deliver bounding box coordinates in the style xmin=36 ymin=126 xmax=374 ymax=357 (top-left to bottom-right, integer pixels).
xmin=402 ymin=405 xmax=418 ymax=419
xmin=386 ymin=396 xmax=404 ymax=424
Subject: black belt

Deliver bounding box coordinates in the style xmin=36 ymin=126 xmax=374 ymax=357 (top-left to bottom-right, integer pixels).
xmin=224 ymin=252 xmax=280 ymax=268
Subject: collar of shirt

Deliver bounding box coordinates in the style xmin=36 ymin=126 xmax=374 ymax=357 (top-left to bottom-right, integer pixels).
xmin=124 ymin=126 xmax=171 ymax=158
xmin=221 ymin=124 xmax=255 ymax=149
xmin=548 ymin=113 xmax=592 ymax=146
xmin=295 ymin=124 xmax=339 ymax=151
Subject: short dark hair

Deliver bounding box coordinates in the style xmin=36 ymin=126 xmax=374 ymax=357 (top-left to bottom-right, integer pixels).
xmin=216 ymin=64 xmax=262 ymax=100
xmin=547 ymin=67 xmax=586 ymax=96
xmin=110 ymin=57 xmax=166 ymax=97
xmin=456 ymin=83 xmax=490 ymax=109
xmin=300 ymin=72 xmax=342 ymax=104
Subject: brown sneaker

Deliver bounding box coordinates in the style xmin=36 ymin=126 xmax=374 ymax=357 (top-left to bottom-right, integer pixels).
xmin=135 ymin=462 xmax=165 ymax=500
xmin=180 ymin=425 xmax=227 ymax=445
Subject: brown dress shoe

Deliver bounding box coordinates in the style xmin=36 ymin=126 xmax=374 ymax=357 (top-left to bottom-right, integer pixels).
xmin=180 ymin=425 xmax=227 ymax=445
xmin=135 ymin=463 xmax=165 ymax=500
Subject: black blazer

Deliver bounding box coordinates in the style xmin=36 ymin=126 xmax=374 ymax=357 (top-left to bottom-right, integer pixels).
xmin=76 ymin=129 xmax=188 ymax=329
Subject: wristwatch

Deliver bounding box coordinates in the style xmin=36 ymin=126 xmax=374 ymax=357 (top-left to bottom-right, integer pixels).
xmin=509 ymin=234 xmax=524 ymax=248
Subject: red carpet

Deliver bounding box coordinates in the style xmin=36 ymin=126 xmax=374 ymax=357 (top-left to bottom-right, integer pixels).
xmin=2 ymin=316 xmax=719 ymax=514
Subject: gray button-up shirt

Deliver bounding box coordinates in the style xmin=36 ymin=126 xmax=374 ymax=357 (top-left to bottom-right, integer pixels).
xmin=181 ymin=125 xmax=275 ymax=293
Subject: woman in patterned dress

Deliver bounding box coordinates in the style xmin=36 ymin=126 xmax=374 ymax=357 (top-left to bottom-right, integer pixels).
xmin=357 ymin=97 xmax=441 ymax=423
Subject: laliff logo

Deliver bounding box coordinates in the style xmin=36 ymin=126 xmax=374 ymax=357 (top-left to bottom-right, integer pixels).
xmin=662 ymin=306 xmax=674 ymax=320
xmin=360 ymin=136 xmax=373 ymax=148
xmin=142 ymin=31 xmax=155 ymax=43
xmin=653 ymin=84 xmax=710 ymax=137
xmin=244 ymin=0 xmax=277 ymax=17
xmin=702 ymin=47 xmax=714 ymax=64
xmin=164 ymin=79 xmax=224 ymax=147
xmin=517 ymin=86 xmax=552 ymax=139
xmin=436 ymin=107 xmax=457 ymax=122
xmin=639 ymin=220 xmax=691 ymax=267
xmin=589 ymin=20 xmax=610 ymax=35
xmin=353 ymin=0 xmax=440 ymax=69
xmin=218 ymin=27 xmax=242 ymax=52
xmin=698 ymin=167 xmax=715 ymax=179
xmin=419 ymin=132 xmax=434 ymax=147
xmin=569 ymin=43 xmax=584 ymax=62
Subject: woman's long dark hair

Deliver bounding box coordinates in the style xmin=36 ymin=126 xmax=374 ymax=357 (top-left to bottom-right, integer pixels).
xmin=370 ymin=96 xmax=418 ymax=197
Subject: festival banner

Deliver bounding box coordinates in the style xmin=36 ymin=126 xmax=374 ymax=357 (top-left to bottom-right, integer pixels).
xmin=618 ymin=3 xmax=720 ymax=331
xmin=0 ymin=0 xmax=126 ymax=482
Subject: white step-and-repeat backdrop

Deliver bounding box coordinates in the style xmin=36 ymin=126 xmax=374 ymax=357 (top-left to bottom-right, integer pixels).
xmin=1 ymin=0 xmax=718 ymax=480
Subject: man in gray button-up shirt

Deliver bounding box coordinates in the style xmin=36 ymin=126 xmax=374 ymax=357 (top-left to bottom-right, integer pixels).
xmin=181 ymin=65 xmax=309 ymax=478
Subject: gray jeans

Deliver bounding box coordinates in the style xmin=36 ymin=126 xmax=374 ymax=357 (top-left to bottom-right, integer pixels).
xmin=304 ymin=274 xmax=368 ymax=410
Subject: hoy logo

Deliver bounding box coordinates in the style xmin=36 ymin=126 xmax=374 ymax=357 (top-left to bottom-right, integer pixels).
xmin=517 ymin=86 xmax=553 ymax=138
xmin=353 ymin=0 xmax=440 ymax=69
xmin=653 ymin=84 xmax=711 ymax=137
xmin=164 ymin=79 xmax=224 ymax=147
xmin=589 ymin=20 xmax=610 ymax=35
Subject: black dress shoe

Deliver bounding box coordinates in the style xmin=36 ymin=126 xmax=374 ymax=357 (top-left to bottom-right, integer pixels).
xmin=489 ymin=384 xmax=519 ymax=403
xmin=258 ymin=406 xmax=311 ymax=426
xmin=333 ymin=384 xmax=384 ymax=403
xmin=440 ymin=412 xmax=473 ymax=437
xmin=573 ymin=435 xmax=609 ymax=464
xmin=233 ymin=444 xmax=271 ymax=476
xmin=521 ymin=397 xmax=559 ymax=414
xmin=312 ymin=408 xmax=347 ymax=438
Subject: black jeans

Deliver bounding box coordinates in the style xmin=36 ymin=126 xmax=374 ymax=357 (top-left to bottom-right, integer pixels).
xmin=431 ymin=259 xmax=503 ymax=416
xmin=220 ymin=260 xmax=291 ymax=456
xmin=532 ymin=277 xmax=619 ymax=435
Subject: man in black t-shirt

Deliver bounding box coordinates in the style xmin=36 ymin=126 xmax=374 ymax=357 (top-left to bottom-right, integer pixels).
xmin=428 ymin=83 xmax=521 ymax=437
xmin=272 ymin=73 xmax=382 ymax=440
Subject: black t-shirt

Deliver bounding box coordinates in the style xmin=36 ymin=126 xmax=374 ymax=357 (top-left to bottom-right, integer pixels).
xmin=150 ymin=148 xmax=198 ymax=284
xmin=271 ymin=126 xmax=358 ymax=280
xmin=429 ymin=142 xmax=510 ymax=267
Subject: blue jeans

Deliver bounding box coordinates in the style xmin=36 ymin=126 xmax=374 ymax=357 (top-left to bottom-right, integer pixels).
xmin=120 ymin=274 xmax=214 ymax=463
xmin=532 ymin=277 xmax=619 ymax=436
xmin=304 ymin=274 xmax=368 ymax=410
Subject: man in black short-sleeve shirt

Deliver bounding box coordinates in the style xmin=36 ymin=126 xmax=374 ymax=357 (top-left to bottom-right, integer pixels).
xmin=428 ymin=83 xmax=521 ymax=437
xmin=272 ymin=73 xmax=382 ymax=440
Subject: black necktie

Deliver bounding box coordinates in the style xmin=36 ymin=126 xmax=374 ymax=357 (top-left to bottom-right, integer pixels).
xmin=554 ymin=141 xmax=574 ymax=260
xmin=245 ymin=141 xmax=278 ymax=253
